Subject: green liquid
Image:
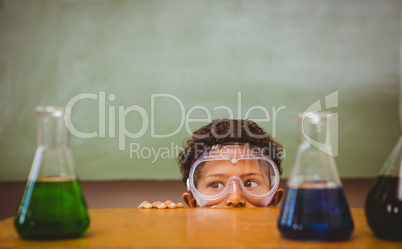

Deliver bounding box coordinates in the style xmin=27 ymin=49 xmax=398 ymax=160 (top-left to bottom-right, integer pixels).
xmin=14 ymin=179 xmax=90 ymax=240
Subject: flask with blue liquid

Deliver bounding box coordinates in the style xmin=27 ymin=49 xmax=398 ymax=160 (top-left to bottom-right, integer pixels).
xmin=365 ymin=136 xmax=402 ymax=241
xmin=278 ymin=112 xmax=354 ymax=241
xmin=364 ymin=81 xmax=402 ymax=241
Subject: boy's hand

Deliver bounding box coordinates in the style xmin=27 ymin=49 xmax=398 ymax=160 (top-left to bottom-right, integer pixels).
xmin=138 ymin=200 xmax=184 ymax=209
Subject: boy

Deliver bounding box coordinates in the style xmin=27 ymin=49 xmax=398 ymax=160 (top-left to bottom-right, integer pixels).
xmin=139 ymin=119 xmax=284 ymax=208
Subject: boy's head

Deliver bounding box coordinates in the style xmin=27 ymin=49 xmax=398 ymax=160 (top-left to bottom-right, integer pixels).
xmin=177 ymin=119 xmax=284 ymax=208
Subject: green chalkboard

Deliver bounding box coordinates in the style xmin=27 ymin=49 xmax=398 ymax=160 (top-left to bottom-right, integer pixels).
xmin=0 ymin=0 xmax=401 ymax=181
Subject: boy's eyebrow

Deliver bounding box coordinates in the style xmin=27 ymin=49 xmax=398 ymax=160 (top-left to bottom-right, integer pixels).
xmin=205 ymin=173 xmax=227 ymax=178
xmin=241 ymin=173 xmax=263 ymax=178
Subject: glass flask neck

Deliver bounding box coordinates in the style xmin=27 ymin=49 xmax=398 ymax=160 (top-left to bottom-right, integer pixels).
xmin=36 ymin=106 xmax=70 ymax=148
xmin=289 ymin=112 xmax=341 ymax=187
xmin=29 ymin=106 xmax=77 ymax=181
xmin=378 ymin=136 xmax=402 ymax=177
xmin=298 ymin=112 xmax=333 ymax=154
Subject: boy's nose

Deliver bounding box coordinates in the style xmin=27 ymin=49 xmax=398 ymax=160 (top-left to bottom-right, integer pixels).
xmin=225 ymin=193 xmax=246 ymax=207
xmin=225 ymin=180 xmax=246 ymax=207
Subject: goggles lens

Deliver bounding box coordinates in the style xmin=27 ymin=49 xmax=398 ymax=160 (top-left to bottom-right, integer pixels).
xmin=188 ymin=144 xmax=280 ymax=207
xmin=194 ymin=159 xmax=275 ymax=195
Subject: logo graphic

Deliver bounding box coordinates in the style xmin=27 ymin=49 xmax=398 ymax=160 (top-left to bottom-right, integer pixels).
xmin=301 ymin=91 xmax=338 ymax=157
xmin=64 ymin=91 xmax=288 ymax=162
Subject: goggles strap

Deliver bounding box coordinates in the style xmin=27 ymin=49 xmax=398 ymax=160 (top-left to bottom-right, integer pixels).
xmin=186 ymin=178 xmax=190 ymax=192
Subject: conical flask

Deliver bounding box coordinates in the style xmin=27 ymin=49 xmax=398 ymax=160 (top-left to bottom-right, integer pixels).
xmin=365 ymin=137 xmax=402 ymax=241
xmin=14 ymin=106 xmax=90 ymax=240
xmin=278 ymin=112 xmax=354 ymax=241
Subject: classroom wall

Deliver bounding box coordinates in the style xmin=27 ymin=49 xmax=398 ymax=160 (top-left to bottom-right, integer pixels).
xmin=0 ymin=0 xmax=401 ymax=181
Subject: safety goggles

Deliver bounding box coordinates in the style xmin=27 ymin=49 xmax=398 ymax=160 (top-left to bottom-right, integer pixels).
xmin=186 ymin=143 xmax=280 ymax=207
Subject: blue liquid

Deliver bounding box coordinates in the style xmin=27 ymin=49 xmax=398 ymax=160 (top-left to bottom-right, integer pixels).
xmin=365 ymin=176 xmax=402 ymax=241
xmin=278 ymin=187 xmax=354 ymax=241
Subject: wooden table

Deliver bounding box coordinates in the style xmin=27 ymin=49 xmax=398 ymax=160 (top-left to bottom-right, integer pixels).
xmin=0 ymin=208 xmax=401 ymax=248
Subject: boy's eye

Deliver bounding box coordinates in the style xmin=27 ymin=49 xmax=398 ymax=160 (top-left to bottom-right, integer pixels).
xmin=209 ymin=182 xmax=224 ymax=189
xmin=244 ymin=180 xmax=258 ymax=188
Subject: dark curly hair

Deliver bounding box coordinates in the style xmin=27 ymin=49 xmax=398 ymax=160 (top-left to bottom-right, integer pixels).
xmin=177 ymin=119 xmax=284 ymax=185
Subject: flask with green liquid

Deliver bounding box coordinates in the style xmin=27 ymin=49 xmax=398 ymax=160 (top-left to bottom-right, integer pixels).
xmin=14 ymin=106 xmax=90 ymax=240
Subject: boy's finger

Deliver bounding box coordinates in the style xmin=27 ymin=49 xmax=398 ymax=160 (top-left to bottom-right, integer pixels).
xmin=167 ymin=202 xmax=177 ymax=209
xmin=156 ymin=202 xmax=168 ymax=209
xmin=139 ymin=202 xmax=153 ymax=209
xmin=152 ymin=201 xmax=162 ymax=207
xmin=164 ymin=200 xmax=173 ymax=206
xmin=138 ymin=201 xmax=150 ymax=208
xmin=176 ymin=203 xmax=184 ymax=208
